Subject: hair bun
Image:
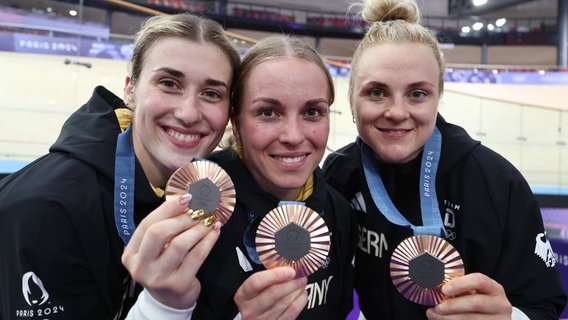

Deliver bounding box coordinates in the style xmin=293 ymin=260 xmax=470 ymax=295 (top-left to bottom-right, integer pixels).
xmin=361 ymin=0 xmax=420 ymax=24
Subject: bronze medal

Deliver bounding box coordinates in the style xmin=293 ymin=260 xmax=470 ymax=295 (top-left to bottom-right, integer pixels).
xmin=256 ymin=204 xmax=330 ymax=277
xmin=390 ymin=235 xmax=464 ymax=305
xmin=165 ymin=160 xmax=236 ymax=226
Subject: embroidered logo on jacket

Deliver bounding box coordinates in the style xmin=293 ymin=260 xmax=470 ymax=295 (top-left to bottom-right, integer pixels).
xmin=534 ymin=232 xmax=557 ymax=267
xmin=22 ymin=272 xmax=49 ymax=306
xmin=16 ymin=271 xmax=65 ymax=318
xmin=443 ymin=200 xmax=461 ymax=241
xmin=350 ymin=192 xmax=366 ymax=212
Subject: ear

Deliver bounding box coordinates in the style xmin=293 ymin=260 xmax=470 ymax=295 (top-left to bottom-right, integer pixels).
xmin=123 ymin=76 xmax=135 ymax=109
xmin=230 ymin=117 xmax=243 ymax=147
xmin=349 ymin=94 xmax=355 ymax=120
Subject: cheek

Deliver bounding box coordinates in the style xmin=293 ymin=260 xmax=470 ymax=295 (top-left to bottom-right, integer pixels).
xmin=311 ymin=124 xmax=329 ymax=147
xmin=241 ymin=124 xmax=268 ymax=148
xmin=416 ymin=108 xmax=438 ymax=124
xmin=359 ymin=105 xmax=382 ymax=122
xmin=207 ymin=108 xmax=230 ymax=130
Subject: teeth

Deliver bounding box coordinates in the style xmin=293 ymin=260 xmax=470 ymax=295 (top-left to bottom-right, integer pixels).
xmin=167 ymin=129 xmax=200 ymax=142
xmin=387 ymin=130 xmax=408 ymax=134
xmin=275 ymin=156 xmax=305 ymax=163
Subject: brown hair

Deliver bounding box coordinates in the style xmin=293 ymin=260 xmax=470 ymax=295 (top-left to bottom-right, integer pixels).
xmin=128 ymin=13 xmax=240 ymax=88
xmin=348 ymin=0 xmax=445 ymax=96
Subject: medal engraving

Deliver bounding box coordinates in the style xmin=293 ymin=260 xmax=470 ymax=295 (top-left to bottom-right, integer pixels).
xmin=274 ymin=223 xmax=311 ymax=261
xmin=409 ymin=253 xmax=445 ymax=289
xmin=187 ymin=178 xmax=221 ymax=215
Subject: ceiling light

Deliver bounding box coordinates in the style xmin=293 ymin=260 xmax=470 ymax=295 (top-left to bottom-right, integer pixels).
xmin=487 ymin=24 xmax=495 ymax=31
xmin=69 ymin=9 xmax=77 ymax=16
xmin=473 ymin=0 xmax=488 ymax=6
xmin=461 ymin=26 xmax=471 ymax=33
xmin=473 ymin=22 xmax=484 ymax=31
xmin=496 ymin=18 xmax=507 ymax=27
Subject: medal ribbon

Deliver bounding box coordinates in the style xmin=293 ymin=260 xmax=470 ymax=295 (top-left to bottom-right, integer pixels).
xmin=361 ymin=127 xmax=447 ymax=237
xmin=114 ymin=125 xmax=136 ymax=244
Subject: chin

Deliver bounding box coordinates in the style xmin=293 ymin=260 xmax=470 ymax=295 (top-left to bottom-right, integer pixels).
xmin=379 ymin=154 xmax=412 ymax=164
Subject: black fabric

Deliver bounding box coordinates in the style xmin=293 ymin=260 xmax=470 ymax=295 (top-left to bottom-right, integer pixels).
xmin=0 ymin=86 xmax=162 ymax=319
xmin=193 ymin=147 xmax=357 ymax=319
xmin=323 ymin=114 xmax=567 ymax=319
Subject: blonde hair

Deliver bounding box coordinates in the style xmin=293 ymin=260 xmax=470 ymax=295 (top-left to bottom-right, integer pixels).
xmin=348 ymin=0 xmax=445 ymax=96
xmin=231 ymin=35 xmax=335 ymax=117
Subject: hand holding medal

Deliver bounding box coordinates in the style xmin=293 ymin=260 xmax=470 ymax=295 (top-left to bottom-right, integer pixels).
xmin=165 ymin=159 xmax=236 ymax=227
xmin=255 ymin=203 xmax=330 ymax=278
xmin=123 ymin=159 xmax=235 ymax=311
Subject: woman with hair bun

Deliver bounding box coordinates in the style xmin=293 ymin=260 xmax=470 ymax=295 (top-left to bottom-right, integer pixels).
xmin=323 ymin=0 xmax=566 ymax=318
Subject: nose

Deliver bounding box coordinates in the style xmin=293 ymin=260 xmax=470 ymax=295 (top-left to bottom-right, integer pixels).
xmin=174 ymin=95 xmax=202 ymax=125
xmin=384 ymin=96 xmax=408 ymax=120
xmin=279 ymin=117 xmax=305 ymax=146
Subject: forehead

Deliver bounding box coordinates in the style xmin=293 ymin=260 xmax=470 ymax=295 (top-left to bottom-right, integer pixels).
xmin=143 ymin=37 xmax=232 ymax=79
xmin=247 ymin=57 xmax=329 ymax=90
xmin=356 ymin=43 xmax=440 ymax=82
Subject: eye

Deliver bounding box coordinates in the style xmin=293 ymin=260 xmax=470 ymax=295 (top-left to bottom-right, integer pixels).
xmin=159 ymin=79 xmax=179 ymax=90
xmin=203 ymin=90 xmax=222 ymax=100
xmin=306 ymin=107 xmax=321 ymax=117
xmin=259 ymin=108 xmax=276 ymax=118
xmin=410 ymin=90 xmax=427 ymax=100
xmin=369 ymin=88 xmax=384 ymax=98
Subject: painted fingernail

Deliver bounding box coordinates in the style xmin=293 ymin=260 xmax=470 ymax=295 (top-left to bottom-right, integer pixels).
xmin=190 ymin=209 xmax=205 ymax=220
xmin=212 ymin=221 xmax=222 ymax=231
xmin=202 ymin=215 xmax=217 ymax=227
xmin=178 ymin=193 xmax=192 ymax=205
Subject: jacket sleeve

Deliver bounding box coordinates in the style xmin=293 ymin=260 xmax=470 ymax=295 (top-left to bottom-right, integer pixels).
xmin=478 ymin=151 xmax=567 ymax=319
xmin=0 ymin=163 xmax=123 ymax=320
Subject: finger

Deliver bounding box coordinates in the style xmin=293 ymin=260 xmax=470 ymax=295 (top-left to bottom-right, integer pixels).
xmin=238 ymin=276 xmax=307 ymax=320
xmin=274 ymin=285 xmax=308 ymax=320
xmin=172 ymin=221 xmax=222 ymax=277
xmin=144 ymin=221 xmax=222 ymax=307
xmin=434 ymin=293 xmax=493 ymax=315
xmin=126 ymin=194 xmax=192 ymax=251
xmin=135 ymin=210 xmax=201 ymax=262
xmin=442 ymin=273 xmax=503 ymax=297
xmin=434 ymin=274 xmax=511 ymax=316
xmin=238 ymin=267 xmax=297 ymax=298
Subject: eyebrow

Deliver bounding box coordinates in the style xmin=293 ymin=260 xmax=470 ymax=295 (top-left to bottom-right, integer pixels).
xmin=154 ymin=67 xmax=229 ymax=89
xmin=154 ymin=67 xmax=184 ymax=78
xmin=363 ymin=80 xmax=434 ymax=88
xmin=252 ymin=97 xmax=329 ymax=106
xmin=205 ymin=78 xmax=229 ymax=89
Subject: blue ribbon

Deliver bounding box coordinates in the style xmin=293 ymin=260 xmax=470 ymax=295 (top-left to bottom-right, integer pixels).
xmin=361 ymin=127 xmax=447 ymax=237
xmin=114 ymin=125 xmax=136 ymax=244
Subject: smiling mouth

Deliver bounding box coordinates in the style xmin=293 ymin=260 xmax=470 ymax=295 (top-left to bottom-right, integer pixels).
xmin=273 ymin=155 xmax=307 ymax=163
xmin=381 ymin=129 xmax=411 ymax=135
xmin=166 ymin=128 xmax=201 ymax=142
